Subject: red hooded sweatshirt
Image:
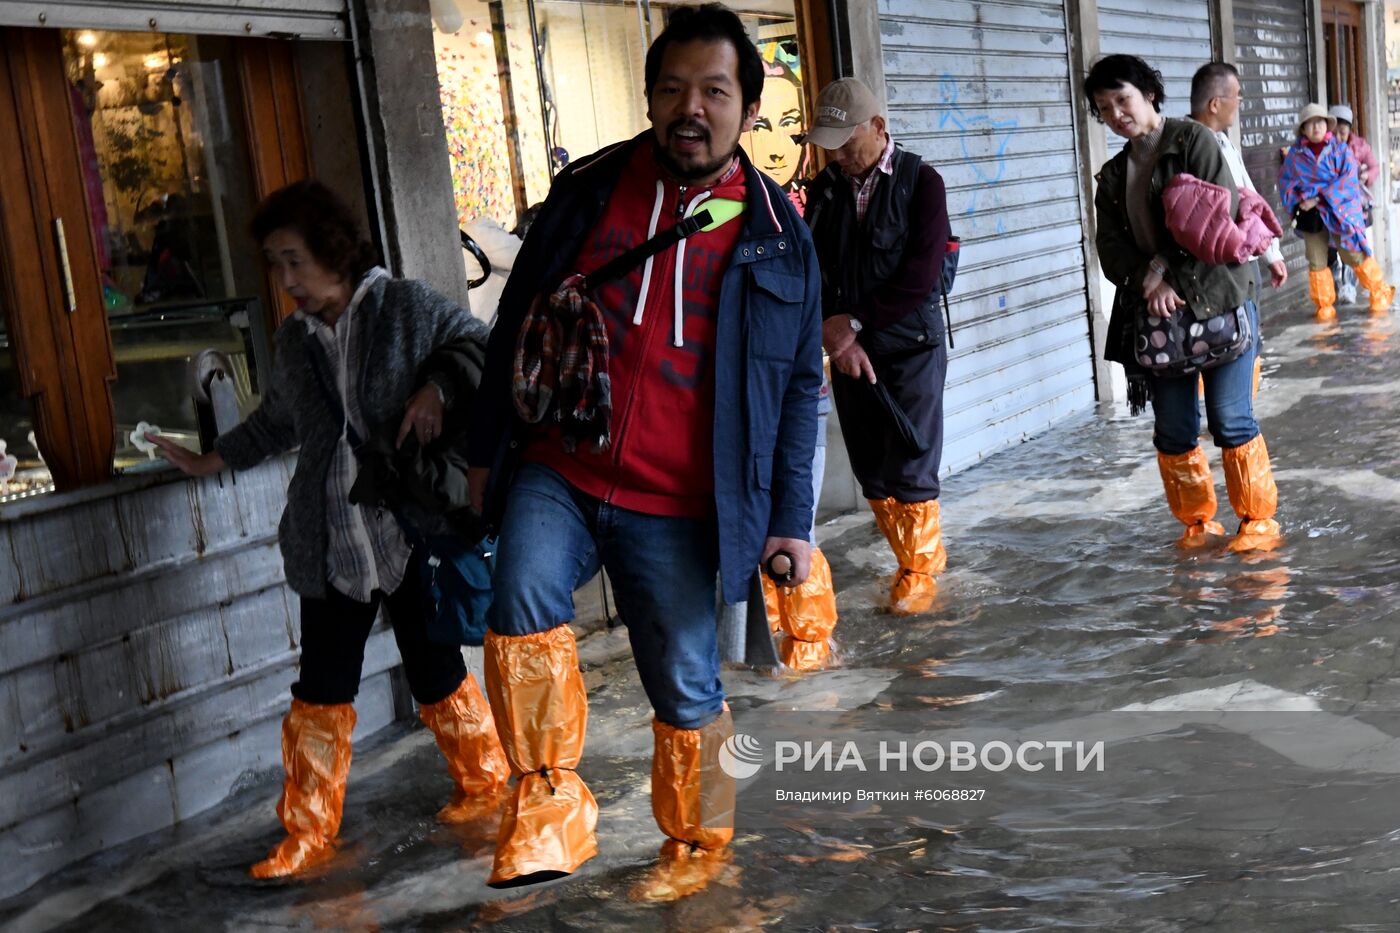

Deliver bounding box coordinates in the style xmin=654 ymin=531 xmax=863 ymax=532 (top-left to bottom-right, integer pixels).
xmin=524 ymin=142 xmax=747 ymax=517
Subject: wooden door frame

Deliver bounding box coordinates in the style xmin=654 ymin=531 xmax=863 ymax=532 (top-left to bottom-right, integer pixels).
xmin=236 ymin=38 xmax=313 ymax=325
xmin=1322 ymin=0 xmax=1366 ymax=137
xmin=793 ymin=0 xmax=839 ymax=175
xmin=0 ymin=27 xmax=116 ymax=490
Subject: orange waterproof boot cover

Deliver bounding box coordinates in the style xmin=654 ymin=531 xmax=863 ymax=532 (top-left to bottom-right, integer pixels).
xmin=1251 ymin=356 xmax=1262 ymax=400
xmin=629 ymin=838 xmax=735 ymax=903
xmin=1155 ymin=446 xmax=1225 ymax=548
xmin=250 ymin=699 xmax=356 ymax=879
xmin=1355 ymin=256 xmax=1394 ymax=313
xmin=650 ymin=707 xmax=735 ymax=851
xmin=869 ymin=498 xmax=947 ymax=615
xmin=483 ymin=626 xmax=598 ymax=887
xmin=1309 ymin=268 xmax=1337 ymax=321
xmin=631 ymin=708 xmax=736 ymax=902
xmin=776 ymin=546 xmax=837 ymax=671
xmin=1221 ymin=434 xmax=1282 ymax=552
xmin=760 ymin=571 xmax=783 ymax=633
xmin=419 ymin=672 xmax=511 ymax=824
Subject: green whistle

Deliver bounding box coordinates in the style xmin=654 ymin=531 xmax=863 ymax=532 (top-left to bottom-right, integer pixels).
xmin=699 ymin=197 xmax=746 ymax=232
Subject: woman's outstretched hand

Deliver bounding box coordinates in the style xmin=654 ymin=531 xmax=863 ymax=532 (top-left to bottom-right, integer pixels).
xmin=146 ymin=433 xmax=225 ymax=477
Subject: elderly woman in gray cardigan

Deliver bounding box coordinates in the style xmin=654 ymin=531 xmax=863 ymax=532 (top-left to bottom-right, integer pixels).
xmin=150 ymin=180 xmax=507 ymax=879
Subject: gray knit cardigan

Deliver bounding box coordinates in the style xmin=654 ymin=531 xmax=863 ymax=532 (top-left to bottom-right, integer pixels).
xmin=215 ymin=275 xmax=487 ymax=599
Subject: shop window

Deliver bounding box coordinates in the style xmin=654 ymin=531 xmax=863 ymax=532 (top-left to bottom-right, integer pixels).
xmin=62 ymin=30 xmax=268 ymax=474
xmin=0 ymin=26 xmax=310 ymax=499
xmin=434 ymin=0 xmax=819 ymax=256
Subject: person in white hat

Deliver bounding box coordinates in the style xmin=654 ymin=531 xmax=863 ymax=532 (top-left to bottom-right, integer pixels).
xmin=1279 ymin=102 xmax=1393 ymax=318
xmin=1327 ymin=104 xmax=1379 ymax=304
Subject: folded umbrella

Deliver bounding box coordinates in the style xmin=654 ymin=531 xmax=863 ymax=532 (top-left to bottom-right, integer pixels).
xmin=867 ymin=378 xmax=930 ymax=456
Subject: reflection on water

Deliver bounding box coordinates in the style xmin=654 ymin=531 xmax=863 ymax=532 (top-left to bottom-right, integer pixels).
xmin=8 ymin=309 xmax=1400 ymax=930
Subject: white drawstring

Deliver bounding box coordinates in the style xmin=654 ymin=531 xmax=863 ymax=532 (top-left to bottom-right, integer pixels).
xmin=633 ymin=181 xmax=665 ymax=326
xmin=334 ymin=267 xmax=388 ymax=441
xmin=673 ymin=191 xmax=712 ymax=347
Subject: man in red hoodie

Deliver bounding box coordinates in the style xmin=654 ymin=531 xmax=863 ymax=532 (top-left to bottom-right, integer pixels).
xmin=466 ymin=3 xmax=823 ymax=900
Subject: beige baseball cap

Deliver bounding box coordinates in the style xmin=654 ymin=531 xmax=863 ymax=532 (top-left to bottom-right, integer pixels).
xmin=802 ymin=77 xmax=880 ymax=150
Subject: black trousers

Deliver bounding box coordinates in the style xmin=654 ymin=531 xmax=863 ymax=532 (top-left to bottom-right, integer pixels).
xmin=831 ymin=342 xmax=947 ymax=502
xmin=292 ymin=549 xmax=466 ymax=706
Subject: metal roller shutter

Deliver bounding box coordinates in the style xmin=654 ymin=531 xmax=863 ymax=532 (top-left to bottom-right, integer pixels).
xmin=1235 ymin=0 xmax=1314 ymax=306
xmin=879 ymin=0 xmax=1097 ymax=474
xmin=0 ymin=1 xmax=347 ymax=39
xmin=1098 ymin=0 xmax=1215 ymax=155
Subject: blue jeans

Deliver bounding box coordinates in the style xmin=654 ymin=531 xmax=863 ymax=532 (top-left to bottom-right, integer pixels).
xmin=488 ymin=463 xmax=724 ymax=730
xmin=1150 ymin=301 xmax=1262 ymax=456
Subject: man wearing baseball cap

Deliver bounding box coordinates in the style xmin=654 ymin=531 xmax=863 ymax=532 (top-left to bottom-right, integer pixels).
xmin=804 ymin=77 xmax=953 ymax=616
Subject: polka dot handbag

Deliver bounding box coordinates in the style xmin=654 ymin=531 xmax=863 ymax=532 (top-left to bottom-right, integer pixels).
xmin=1134 ymin=301 xmax=1252 ymax=377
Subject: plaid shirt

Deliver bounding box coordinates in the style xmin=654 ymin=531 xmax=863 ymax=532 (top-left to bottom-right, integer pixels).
xmin=299 ymin=267 xmax=412 ymax=603
xmin=848 ymin=132 xmax=897 ymax=224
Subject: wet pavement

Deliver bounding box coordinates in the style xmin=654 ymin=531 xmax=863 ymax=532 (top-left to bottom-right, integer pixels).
xmin=6 ymin=297 xmax=1400 ymax=931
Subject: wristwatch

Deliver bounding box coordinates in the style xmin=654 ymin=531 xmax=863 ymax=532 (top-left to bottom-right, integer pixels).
xmin=848 ymin=316 xmax=863 ymax=333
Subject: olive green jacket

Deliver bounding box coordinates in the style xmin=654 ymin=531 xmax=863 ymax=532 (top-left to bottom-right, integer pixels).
xmin=1094 ymin=118 xmax=1251 ymax=363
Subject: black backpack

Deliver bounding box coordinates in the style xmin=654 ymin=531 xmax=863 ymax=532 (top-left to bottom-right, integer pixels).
xmin=940 ymin=234 xmax=961 ymax=348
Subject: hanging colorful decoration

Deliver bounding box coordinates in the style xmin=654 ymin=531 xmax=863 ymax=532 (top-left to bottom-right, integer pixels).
xmin=435 ymin=20 xmax=518 ymax=229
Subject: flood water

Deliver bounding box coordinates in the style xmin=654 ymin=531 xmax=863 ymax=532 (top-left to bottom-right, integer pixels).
xmin=5 ymin=303 xmax=1400 ymax=931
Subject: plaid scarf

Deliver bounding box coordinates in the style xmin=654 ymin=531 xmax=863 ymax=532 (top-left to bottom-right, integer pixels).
xmin=512 ymin=273 xmax=614 ymax=453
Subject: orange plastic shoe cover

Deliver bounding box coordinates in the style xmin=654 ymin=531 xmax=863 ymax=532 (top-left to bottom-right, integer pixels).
xmin=1308 ymin=268 xmax=1337 ymax=321
xmin=773 ymin=547 xmax=837 ymax=670
xmin=250 ymin=699 xmax=356 ymax=879
xmin=1355 ymin=256 xmax=1394 ymax=313
xmin=483 ymin=625 xmax=598 ymax=887
xmin=779 ymin=636 xmax=832 ymax=671
xmin=419 ymin=672 xmax=511 ymax=823
xmin=1155 ymin=446 xmax=1225 ymax=548
xmin=1221 ymin=434 xmax=1281 ymax=553
xmin=631 ymin=708 xmax=737 ymax=901
xmin=869 ymin=497 xmax=946 ymax=615
xmin=650 ymin=707 xmax=736 ymax=853
xmin=628 ymin=838 xmax=735 ymax=903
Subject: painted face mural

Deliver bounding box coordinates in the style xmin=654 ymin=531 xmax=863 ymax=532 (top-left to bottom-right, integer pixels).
xmin=746 ymin=66 xmax=804 ymax=189
xmin=740 ymin=39 xmax=810 ymax=214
